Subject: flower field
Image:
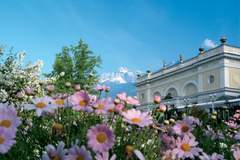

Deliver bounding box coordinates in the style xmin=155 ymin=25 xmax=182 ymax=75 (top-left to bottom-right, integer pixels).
xmin=0 ymin=49 xmax=239 ymax=160
xmin=0 ymin=85 xmax=239 ymax=160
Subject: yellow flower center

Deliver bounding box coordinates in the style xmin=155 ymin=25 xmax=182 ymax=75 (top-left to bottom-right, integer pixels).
xmin=53 ymin=123 xmax=63 ymax=130
xmin=181 ymin=124 xmax=189 ymax=133
xmin=36 ymin=102 xmax=47 ymax=109
xmin=76 ymin=155 xmax=84 ymax=160
xmin=55 ymin=99 xmax=64 ymax=106
xmin=181 ymin=143 xmax=191 ymax=152
xmin=52 ymin=156 xmax=60 ymax=160
xmin=0 ymin=136 xmax=5 ymax=144
xmin=131 ymin=117 xmax=142 ymax=123
xmin=79 ymin=100 xmax=88 ymax=107
xmin=96 ymin=132 xmax=107 ymax=143
xmin=97 ymin=104 xmax=104 ymax=110
xmin=0 ymin=120 xmax=12 ymax=128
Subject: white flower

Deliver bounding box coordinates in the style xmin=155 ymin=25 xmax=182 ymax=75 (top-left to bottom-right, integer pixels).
xmin=24 ymin=96 xmax=57 ymax=116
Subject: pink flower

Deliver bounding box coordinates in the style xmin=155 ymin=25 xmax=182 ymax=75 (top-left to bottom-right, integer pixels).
xmin=122 ymin=109 xmax=153 ymax=127
xmin=74 ymin=84 xmax=81 ymax=91
xmin=69 ymin=91 xmax=93 ymax=112
xmin=93 ymin=98 xmax=115 ymax=114
xmin=95 ymin=85 xmax=104 ymax=91
xmin=102 ymin=85 xmax=110 ymax=92
xmin=24 ymin=96 xmax=57 ymax=117
xmin=16 ymin=91 xmax=25 ymax=99
xmin=172 ymin=135 xmax=202 ymax=159
xmin=225 ymin=120 xmax=238 ymax=129
xmin=233 ymin=148 xmax=240 ymax=160
xmin=0 ymin=104 xmax=21 ymax=133
xmin=126 ymin=97 xmax=140 ymax=106
xmin=66 ymin=145 xmax=92 ymax=160
xmin=95 ymin=85 xmax=110 ymax=92
xmin=117 ymin=92 xmax=127 ymax=101
xmin=0 ymin=127 xmax=16 ymax=154
xmin=183 ymin=116 xmax=200 ymax=126
xmin=46 ymin=84 xmax=55 ymax=92
xmin=42 ymin=141 xmax=67 ymax=160
xmin=95 ymin=152 xmax=116 ymax=160
xmin=25 ymin=86 xmax=34 ymax=95
xmin=154 ymin=95 xmax=161 ymax=104
xmin=173 ymin=119 xmax=193 ymax=135
xmin=161 ymin=134 xmax=176 ymax=150
xmin=210 ymin=153 xmax=224 ymax=160
xmin=115 ymin=103 xmax=124 ymax=113
xmin=87 ymin=124 xmax=115 ymax=153
xmin=162 ymin=150 xmax=176 ymax=160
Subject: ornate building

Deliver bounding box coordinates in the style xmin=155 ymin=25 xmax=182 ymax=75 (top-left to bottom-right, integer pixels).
xmin=136 ymin=37 xmax=240 ymax=109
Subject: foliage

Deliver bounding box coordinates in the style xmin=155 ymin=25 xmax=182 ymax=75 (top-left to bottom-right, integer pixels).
xmin=51 ymin=40 xmax=101 ymax=92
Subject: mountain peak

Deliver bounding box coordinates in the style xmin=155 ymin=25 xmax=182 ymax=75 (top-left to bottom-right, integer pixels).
xmin=99 ymin=67 xmax=142 ymax=84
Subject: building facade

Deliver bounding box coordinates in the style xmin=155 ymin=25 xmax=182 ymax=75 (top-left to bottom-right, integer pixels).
xmin=136 ymin=38 xmax=240 ymax=109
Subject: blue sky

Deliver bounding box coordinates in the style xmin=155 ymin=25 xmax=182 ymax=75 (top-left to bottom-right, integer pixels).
xmin=0 ymin=0 xmax=239 ymax=74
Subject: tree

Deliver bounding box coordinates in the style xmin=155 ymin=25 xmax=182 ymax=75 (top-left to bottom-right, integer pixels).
xmin=51 ymin=39 xmax=101 ymax=92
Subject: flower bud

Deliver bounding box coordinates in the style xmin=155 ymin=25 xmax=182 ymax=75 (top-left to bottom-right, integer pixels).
xmin=65 ymin=82 xmax=71 ymax=87
xmin=46 ymin=84 xmax=55 ymax=92
xmin=74 ymin=84 xmax=81 ymax=91
xmin=154 ymin=95 xmax=161 ymax=104
xmin=125 ymin=145 xmax=134 ymax=157
xmin=159 ymin=104 xmax=167 ymax=112
xmin=164 ymin=120 xmax=170 ymax=125
xmin=52 ymin=123 xmax=64 ymax=136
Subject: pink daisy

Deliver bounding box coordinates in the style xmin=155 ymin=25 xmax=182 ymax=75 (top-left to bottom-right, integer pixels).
xmin=183 ymin=116 xmax=200 ymax=126
xmin=42 ymin=141 xmax=67 ymax=160
xmin=122 ymin=109 xmax=153 ymax=127
xmin=0 ymin=104 xmax=21 ymax=133
xmin=210 ymin=153 xmax=224 ymax=160
xmin=24 ymin=96 xmax=57 ymax=117
xmin=172 ymin=135 xmax=202 ymax=159
xmin=117 ymin=92 xmax=127 ymax=101
xmin=126 ymin=96 xmax=140 ymax=106
xmin=93 ymin=98 xmax=115 ymax=114
xmin=87 ymin=124 xmax=115 ymax=153
xmin=95 ymin=152 xmax=116 ymax=160
xmin=172 ymin=119 xmax=193 ymax=135
xmin=115 ymin=103 xmax=125 ymax=113
xmin=0 ymin=127 xmax=16 ymax=154
xmin=69 ymin=91 xmax=93 ymax=112
xmin=65 ymin=145 xmax=92 ymax=160
xmin=233 ymin=148 xmax=240 ymax=160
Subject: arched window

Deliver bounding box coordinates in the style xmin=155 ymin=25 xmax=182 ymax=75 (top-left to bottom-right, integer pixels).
xmin=166 ymin=88 xmax=178 ymax=97
xmin=208 ymin=75 xmax=215 ymax=84
xmin=153 ymin=91 xmax=161 ymax=97
xmin=184 ymin=83 xmax=198 ymax=96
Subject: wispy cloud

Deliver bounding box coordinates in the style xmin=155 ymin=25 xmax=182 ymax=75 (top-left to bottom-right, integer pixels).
xmin=202 ymin=38 xmax=217 ymax=49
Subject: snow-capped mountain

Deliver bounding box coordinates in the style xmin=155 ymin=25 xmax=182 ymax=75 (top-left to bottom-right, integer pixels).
xmin=100 ymin=67 xmax=142 ymax=84
xmin=99 ymin=67 xmax=142 ymax=97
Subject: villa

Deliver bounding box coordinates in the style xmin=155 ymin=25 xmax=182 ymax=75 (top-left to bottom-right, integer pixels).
xmin=136 ymin=37 xmax=240 ymax=110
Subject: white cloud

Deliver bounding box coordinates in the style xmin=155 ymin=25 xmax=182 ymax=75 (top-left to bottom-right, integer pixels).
xmin=202 ymin=39 xmax=217 ymax=49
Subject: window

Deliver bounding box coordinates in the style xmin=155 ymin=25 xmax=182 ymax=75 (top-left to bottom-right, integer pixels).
xmin=141 ymin=93 xmax=145 ymax=100
xmin=208 ymin=75 xmax=215 ymax=84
